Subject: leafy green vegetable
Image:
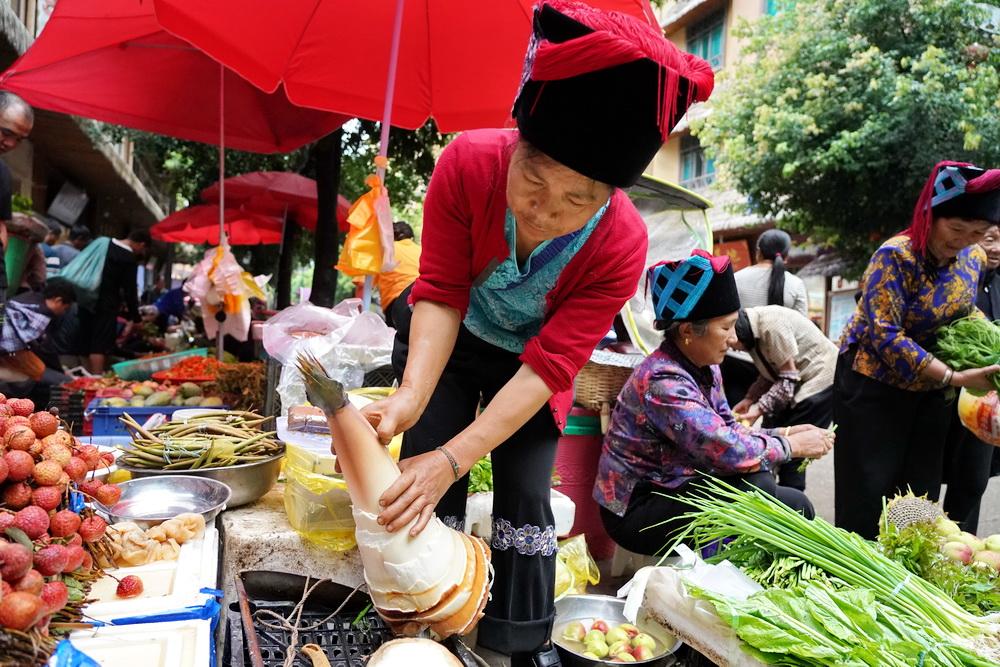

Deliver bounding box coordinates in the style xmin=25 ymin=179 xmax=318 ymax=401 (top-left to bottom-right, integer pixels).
xmin=879 ymin=516 xmax=1000 ymax=615
xmin=467 ymin=457 xmax=493 ymax=494
xmin=935 ymin=317 xmax=1000 ymax=392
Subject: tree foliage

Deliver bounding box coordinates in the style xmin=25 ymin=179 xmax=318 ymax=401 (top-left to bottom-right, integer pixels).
xmin=695 ymin=0 xmax=1000 ymax=275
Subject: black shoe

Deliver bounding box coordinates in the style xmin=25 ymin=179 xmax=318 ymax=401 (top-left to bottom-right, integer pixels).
xmin=531 ymin=644 xmax=561 ymax=667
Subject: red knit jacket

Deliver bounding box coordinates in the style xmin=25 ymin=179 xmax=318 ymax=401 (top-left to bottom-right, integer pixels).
xmin=410 ymin=129 xmax=648 ymax=431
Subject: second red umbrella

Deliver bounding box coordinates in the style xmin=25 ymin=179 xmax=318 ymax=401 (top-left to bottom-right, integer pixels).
xmin=152 ymin=205 xmax=283 ymax=245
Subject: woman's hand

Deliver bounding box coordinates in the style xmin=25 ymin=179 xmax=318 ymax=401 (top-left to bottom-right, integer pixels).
xmin=739 ymin=403 xmax=763 ymax=423
xmin=733 ymin=398 xmax=753 ymax=415
xmin=786 ymin=425 xmax=834 ymax=459
xmin=360 ymin=386 xmax=425 ymax=446
xmin=952 ymin=365 xmax=1000 ymax=394
xmin=377 ymin=448 xmax=457 ymax=536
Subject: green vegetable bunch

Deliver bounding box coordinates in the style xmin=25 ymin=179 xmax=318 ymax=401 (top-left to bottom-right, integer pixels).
xmin=467 ymin=457 xmax=493 ymax=494
xmin=935 ymin=317 xmax=1000 ymax=392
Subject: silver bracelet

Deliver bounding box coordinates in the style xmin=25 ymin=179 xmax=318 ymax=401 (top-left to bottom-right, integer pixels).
xmin=942 ymin=368 xmax=954 ymax=388
xmin=436 ymin=445 xmax=461 ymax=481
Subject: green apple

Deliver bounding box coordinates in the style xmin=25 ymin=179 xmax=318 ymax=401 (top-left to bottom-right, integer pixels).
xmin=632 ymin=645 xmax=655 ymax=661
xmin=561 ymin=621 xmax=586 ymax=642
xmin=984 ymin=534 xmax=1000 ymax=552
xmin=958 ymin=531 xmax=986 ymax=553
xmin=606 ymin=627 xmax=630 ymax=645
xmin=631 ymin=633 xmax=656 ymax=651
xmin=617 ymin=623 xmax=640 ymax=638
xmin=592 ymin=619 xmax=610 ymax=633
xmin=581 ymin=653 xmax=599 ymax=660
xmin=608 ymin=640 xmax=629 ymax=656
xmin=584 ymin=629 xmax=606 ymax=645
xmin=614 ymin=653 xmax=637 ymax=663
xmin=585 ymin=640 xmax=610 ymax=659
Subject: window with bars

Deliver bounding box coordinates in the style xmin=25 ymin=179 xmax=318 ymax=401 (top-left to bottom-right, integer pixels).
xmin=686 ymin=10 xmax=725 ymax=70
xmin=680 ymin=135 xmax=715 ymax=190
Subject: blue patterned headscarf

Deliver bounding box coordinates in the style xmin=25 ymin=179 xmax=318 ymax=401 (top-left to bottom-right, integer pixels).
xmin=648 ymin=249 xmax=739 ymax=326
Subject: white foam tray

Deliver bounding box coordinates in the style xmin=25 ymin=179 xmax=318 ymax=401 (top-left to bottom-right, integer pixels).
xmin=82 ymin=523 xmax=219 ymax=622
xmin=50 ymin=618 xmax=212 ymax=667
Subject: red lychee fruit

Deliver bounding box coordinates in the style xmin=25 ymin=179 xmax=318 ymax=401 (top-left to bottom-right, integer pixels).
xmin=33 ymin=545 xmax=69 ymax=577
xmin=77 ymin=479 xmax=102 ymax=498
xmin=28 ymin=412 xmax=58 ymax=439
xmin=0 ymin=590 xmax=45 ymax=630
xmin=0 ymin=542 xmax=32 ymax=580
xmin=31 ymin=486 xmax=62 ymax=512
xmin=0 ymin=511 xmax=14 ymax=532
xmin=63 ymin=457 xmax=87 ymax=484
xmin=13 ymin=506 xmax=49 ymax=540
xmin=115 ymin=575 xmax=143 ymax=599
xmin=4 ymin=450 xmax=34 ymax=482
xmin=49 ymin=510 xmax=81 ymax=538
xmin=7 ymin=398 xmax=34 ymax=418
xmin=32 ymin=459 xmax=63 ymax=486
xmin=2 ymin=482 xmax=33 ymax=509
xmin=12 ymin=569 xmax=44 ymax=595
xmin=77 ymin=445 xmax=101 ymax=471
xmin=3 ymin=425 xmax=34 ymax=451
xmin=78 ymin=515 xmax=107 ymax=543
xmin=41 ymin=443 xmax=71 ymax=467
xmin=0 ymin=456 xmax=7 ymax=485
xmin=41 ymin=431 xmax=72 ymax=449
xmin=63 ymin=544 xmax=86 ymax=572
xmin=39 ymin=581 xmax=68 ymax=614
xmin=95 ymin=484 xmax=121 ymax=507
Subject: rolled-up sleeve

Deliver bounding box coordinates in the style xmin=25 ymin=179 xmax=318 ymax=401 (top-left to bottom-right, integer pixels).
xmin=861 ymin=247 xmax=932 ymax=383
xmin=644 ymin=371 xmax=789 ymax=475
xmin=409 ymin=139 xmax=475 ymax=316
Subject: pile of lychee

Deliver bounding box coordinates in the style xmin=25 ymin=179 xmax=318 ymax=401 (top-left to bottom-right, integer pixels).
xmin=0 ymin=397 xmax=116 ymax=634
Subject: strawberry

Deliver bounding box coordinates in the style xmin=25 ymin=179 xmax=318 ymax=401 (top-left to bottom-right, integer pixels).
xmin=4 ymin=450 xmax=34 ymax=482
xmin=0 ymin=590 xmax=44 ymax=631
xmin=0 ymin=542 xmax=32 ymax=580
xmin=115 ymin=575 xmax=143 ymax=599
xmin=33 ymin=545 xmax=69 ymax=577
xmin=39 ymin=581 xmax=68 ymax=614
xmin=78 ymin=515 xmax=107 ymax=543
xmin=2 ymin=482 xmax=33 ymax=509
xmin=7 ymin=398 xmax=34 ymax=418
xmin=13 ymin=506 xmax=49 ymax=540
xmin=31 ymin=460 xmax=63 ymax=486
xmin=95 ymin=484 xmax=122 ymax=507
xmin=30 ymin=486 xmax=62 ymax=512
xmin=49 ymin=510 xmax=81 ymax=538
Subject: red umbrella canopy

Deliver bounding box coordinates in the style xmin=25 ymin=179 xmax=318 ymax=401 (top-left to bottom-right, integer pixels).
xmin=152 ymin=205 xmax=283 ymax=245
xmin=152 ymin=0 xmax=657 ymax=132
xmin=0 ymin=0 xmax=349 ymax=153
xmin=200 ymin=171 xmax=352 ymax=231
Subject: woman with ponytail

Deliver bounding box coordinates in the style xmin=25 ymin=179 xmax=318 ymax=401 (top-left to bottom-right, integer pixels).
xmin=833 ymin=161 xmax=1000 ymax=539
xmin=735 ymin=229 xmax=809 ymax=316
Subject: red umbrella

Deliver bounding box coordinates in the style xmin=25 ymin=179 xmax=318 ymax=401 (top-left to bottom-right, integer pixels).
xmin=200 ymin=171 xmax=352 ymax=232
xmin=151 ymin=205 xmax=283 ymax=245
xmin=0 ymin=0 xmax=349 ymax=153
xmin=152 ymin=0 xmax=657 ymax=132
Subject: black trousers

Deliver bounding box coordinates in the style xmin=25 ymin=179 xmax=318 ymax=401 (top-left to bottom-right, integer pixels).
xmin=391 ymin=294 xmax=559 ymax=657
xmin=832 ymin=350 xmax=953 ymax=539
xmin=599 ymin=472 xmax=814 ymax=556
xmin=943 ymin=409 xmax=997 ymax=534
xmin=763 ymin=386 xmax=835 ymax=492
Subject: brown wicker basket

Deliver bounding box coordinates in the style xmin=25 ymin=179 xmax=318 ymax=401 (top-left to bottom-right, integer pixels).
xmin=574 ymin=361 xmax=635 ymax=412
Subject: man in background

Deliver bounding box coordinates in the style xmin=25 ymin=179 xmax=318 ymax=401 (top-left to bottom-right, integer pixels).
xmin=53 ymin=224 xmax=91 ymax=268
xmin=78 ymin=229 xmax=150 ymax=373
xmin=0 ymin=92 xmax=34 ymax=312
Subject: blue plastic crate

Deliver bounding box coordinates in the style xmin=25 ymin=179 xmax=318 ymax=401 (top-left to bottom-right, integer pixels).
xmin=85 ymin=398 xmax=211 ymax=437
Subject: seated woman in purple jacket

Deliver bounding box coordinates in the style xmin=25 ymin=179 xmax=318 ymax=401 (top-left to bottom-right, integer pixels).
xmin=593 ymin=250 xmax=834 ymax=556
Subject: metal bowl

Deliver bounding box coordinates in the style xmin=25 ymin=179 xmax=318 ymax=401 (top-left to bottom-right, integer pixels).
xmin=102 ymin=475 xmax=231 ymax=529
xmin=553 ymin=594 xmax=680 ymax=667
xmin=120 ymin=451 xmax=284 ymax=508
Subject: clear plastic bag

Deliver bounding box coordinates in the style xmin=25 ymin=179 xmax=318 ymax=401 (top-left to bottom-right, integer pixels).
xmin=282 ymin=443 xmax=357 ymax=551
xmin=264 ymin=299 xmax=395 ymax=413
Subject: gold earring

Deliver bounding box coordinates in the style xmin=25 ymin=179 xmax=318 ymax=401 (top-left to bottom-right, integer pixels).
xmin=684 ymin=337 xmax=691 ymax=345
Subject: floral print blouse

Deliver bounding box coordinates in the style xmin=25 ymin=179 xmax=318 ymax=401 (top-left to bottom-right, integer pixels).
xmin=593 ymin=338 xmax=790 ymax=516
xmin=840 ymin=235 xmax=985 ymax=391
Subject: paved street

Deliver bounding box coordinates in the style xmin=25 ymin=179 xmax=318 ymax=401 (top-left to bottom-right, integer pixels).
xmin=805 ymin=449 xmax=1000 ymax=536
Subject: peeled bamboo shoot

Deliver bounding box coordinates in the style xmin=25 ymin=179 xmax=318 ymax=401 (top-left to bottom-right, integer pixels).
xmin=297 ymin=354 xmax=492 ymax=639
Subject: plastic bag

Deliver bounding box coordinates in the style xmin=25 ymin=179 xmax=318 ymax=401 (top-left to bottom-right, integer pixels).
xmin=185 ymin=246 xmax=264 ymax=342
xmin=554 ymin=534 xmax=601 ymax=600
xmin=265 ymin=299 xmax=395 ymax=412
xmin=59 ymin=237 xmax=110 ymax=311
xmin=957 ymin=388 xmax=1000 ymax=446
xmin=282 ymin=443 xmax=357 ymax=551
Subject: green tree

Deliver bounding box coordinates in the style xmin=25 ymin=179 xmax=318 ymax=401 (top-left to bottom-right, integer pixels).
xmin=695 ymin=0 xmax=1000 ymax=275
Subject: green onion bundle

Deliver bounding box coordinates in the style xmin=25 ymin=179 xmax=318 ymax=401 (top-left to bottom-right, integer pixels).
xmin=665 ymin=478 xmax=1000 ymax=663
xmin=936 ymin=317 xmax=1000 ymax=392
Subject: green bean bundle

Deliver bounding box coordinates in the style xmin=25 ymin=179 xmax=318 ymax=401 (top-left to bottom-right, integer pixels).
xmin=117 ymin=410 xmax=284 ymax=469
xmin=935 ymin=317 xmax=1000 ymax=392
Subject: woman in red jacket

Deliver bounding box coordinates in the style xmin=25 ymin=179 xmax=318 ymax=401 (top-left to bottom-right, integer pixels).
xmin=362 ymin=2 xmax=713 ymax=664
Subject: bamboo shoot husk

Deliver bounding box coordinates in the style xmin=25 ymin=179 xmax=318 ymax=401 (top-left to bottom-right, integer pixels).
xmin=297 ymin=354 xmax=492 ymax=639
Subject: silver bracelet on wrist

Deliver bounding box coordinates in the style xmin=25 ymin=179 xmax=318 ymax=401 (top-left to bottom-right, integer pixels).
xmin=436 ymin=445 xmax=461 ymax=481
xmin=942 ymin=368 xmax=954 ymax=388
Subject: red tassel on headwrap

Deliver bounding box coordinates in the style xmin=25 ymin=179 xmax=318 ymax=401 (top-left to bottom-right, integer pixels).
xmin=905 ymin=161 xmax=1000 ymax=253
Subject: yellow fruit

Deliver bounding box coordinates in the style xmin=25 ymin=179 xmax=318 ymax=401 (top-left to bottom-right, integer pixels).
xmin=107 ymin=469 xmax=132 ymax=484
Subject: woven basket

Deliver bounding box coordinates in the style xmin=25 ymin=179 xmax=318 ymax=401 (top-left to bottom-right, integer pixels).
xmin=574 ymin=361 xmax=634 ymax=412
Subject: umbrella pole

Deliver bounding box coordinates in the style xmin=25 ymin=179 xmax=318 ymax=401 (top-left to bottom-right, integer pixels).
xmin=362 ymin=0 xmax=405 ymax=311
xmin=217 ymin=64 xmax=226 ymax=362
